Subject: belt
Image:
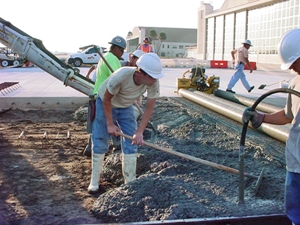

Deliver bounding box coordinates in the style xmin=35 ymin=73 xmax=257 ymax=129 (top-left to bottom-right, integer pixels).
xmin=238 ymin=62 xmax=244 ymax=65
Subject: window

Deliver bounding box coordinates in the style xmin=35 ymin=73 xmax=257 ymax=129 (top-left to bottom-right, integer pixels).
xmin=87 ymin=48 xmax=97 ymax=54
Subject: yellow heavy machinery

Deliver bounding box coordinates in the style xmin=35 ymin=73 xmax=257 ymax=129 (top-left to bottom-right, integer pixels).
xmin=175 ymin=67 xmax=220 ymax=94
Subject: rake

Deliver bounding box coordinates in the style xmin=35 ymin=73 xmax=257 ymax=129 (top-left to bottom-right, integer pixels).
xmin=258 ymin=80 xmax=285 ymax=89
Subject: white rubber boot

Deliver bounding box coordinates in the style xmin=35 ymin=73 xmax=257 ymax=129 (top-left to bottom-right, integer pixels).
xmin=122 ymin=153 xmax=137 ymax=184
xmin=88 ymin=153 xmax=105 ymax=193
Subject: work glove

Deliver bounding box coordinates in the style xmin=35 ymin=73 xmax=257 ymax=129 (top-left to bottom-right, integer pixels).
xmin=242 ymin=107 xmax=265 ymax=129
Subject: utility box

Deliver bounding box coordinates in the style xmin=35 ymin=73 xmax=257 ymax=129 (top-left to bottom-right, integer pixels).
xmin=176 ymin=78 xmax=191 ymax=90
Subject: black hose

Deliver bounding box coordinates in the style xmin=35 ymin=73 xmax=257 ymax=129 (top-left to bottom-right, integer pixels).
xmin=241 ymin=88 xmax=300 ymax=146
xmin=239 ymin=88 xmax=300 ymax=204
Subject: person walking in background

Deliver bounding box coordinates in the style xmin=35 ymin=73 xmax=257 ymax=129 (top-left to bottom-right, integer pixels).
xmin=83 ymin=36 xmax=126 ymax=157
xmin=88 ymin=53 xmax=164 ymax=193
xmin=242 ymin=29 xmax=300 ymax=225
xmin=226 ymin=40 xmax=254 ymax=94
xmin=137 ymin=37 xmax=154 ymax=53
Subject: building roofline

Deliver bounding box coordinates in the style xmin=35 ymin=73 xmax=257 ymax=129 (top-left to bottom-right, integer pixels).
xmin=206 ymin=0 xmax=287 ymax=18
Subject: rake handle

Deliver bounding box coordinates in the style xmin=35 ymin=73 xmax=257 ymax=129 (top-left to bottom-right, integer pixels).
xmin=118 ymin=132 xmax=257 ymax=179
xmin=261 ymin=79 xmax=286 ymax=88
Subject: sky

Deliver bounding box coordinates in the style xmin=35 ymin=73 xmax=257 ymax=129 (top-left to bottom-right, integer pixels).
xmin=0 ymin=0 xmax=224 ymax=53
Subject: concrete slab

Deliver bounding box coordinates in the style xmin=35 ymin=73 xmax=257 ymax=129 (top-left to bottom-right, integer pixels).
xmin=0 ymin=64 xmax=294 ymax=109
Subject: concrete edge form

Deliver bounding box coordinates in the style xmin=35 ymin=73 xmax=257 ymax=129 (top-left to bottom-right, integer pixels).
xmin=0 ymin=97 xmax=88 ymax=110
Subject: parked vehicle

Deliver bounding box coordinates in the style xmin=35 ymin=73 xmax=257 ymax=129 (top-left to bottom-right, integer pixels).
xmin=66 ymin=45 xmax=106 ymax=67
xmin=66 ymin=45 xmax=131 ymax=67
xmin=0 ymin=47 xmax=25 ymax=67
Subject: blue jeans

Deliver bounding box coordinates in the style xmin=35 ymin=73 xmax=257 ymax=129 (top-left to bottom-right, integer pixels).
xmin=285 ymin=171 xmax=300 ymax=225
xmin=227 ymin=63 xmax=251 ymax=91
xmin=92 ymin=97 xmax=137 ymax=155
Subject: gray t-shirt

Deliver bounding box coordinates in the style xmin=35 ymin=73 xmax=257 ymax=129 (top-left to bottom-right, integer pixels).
xmin=98 ymin=67 xmax=160 ymax=108
xmin=285 ymin=75 xmax=300 ymax=173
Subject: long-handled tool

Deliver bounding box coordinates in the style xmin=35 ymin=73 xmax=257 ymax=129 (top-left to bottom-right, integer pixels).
xmin=258 ymin=80 xmax=285 ymax=89
xmin=118 ymin=132 xmax=264 ymax=194
xmin=93 ymin=45 xmax=115 ymax=73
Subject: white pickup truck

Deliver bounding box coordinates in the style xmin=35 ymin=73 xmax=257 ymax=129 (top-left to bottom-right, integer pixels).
xmin=66 ymin=45 xmax=130 ymax=67
xmin=66 ymin=45 xmax=105 ymax=67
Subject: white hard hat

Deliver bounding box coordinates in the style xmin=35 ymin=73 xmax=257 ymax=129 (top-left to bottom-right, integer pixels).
xmin=132 ymin=50 xmax=144 ymax=58
xmin=136 ymin=53 xmax=164 ymax=79
xmin=242 ymin=40 xmax=252 ymax=46
xmin=278 ymin=29 xmax=300 ymax=70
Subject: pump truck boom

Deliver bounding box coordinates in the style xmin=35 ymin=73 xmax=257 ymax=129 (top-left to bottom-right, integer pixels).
xmin=0 ymin=17 xmax=94 ymax=96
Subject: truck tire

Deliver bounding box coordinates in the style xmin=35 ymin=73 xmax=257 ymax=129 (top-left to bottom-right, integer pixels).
xmin=1 ymin=60 xmax=9 ymax=67
xmin=13 ymin=60 xmax=20 ymax=67
xmin=67 ymin=58 xmax=74 ymax=65
xmin=73 ymin=58 xmax=83 ymax=67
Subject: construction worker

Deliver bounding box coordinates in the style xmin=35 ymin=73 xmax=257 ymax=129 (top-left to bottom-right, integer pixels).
xmin=94 ymin=36 xmax=126 ymax=93
xmin=137 ymin=37 xmax=154 ymax=53
xmin=242 ymin=29 xmax=300 ymax=225
xmin=83 ymin=36 xmax=126 ymax=157
xmin=226 ymin=40 xmax=254 ymax=94
xmin=85 ymin=65 xmax=97 ymax=81
xmin=128 ymin=50 xmax=145 ymax=66
xmin=88 ymin=53 xmax=164 ymax=193
xmin=121 ymin=49 xmax=144 ymax=67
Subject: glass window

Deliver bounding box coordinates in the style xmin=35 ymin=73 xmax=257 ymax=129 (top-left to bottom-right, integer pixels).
xmin=234 ymin=11 xmax=246 ymax=48
xmin=224 ymin=14 xmax=234 ymax=60
xmin=206 ymin=18 xmax=215 ymax=60
xmin=205 ymin=0 xmax=300 ymax=60
xmin=214 ymin=16 xmax=224 ymax=59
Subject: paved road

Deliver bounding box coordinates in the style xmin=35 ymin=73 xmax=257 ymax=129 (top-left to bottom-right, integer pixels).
xmin=0 ymin=64 xmax=295 ymax=109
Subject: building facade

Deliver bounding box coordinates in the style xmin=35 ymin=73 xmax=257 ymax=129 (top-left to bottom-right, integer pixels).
xmin=197 ymin=0 xmax=300 ymax=64
xmin=126 ymin=26 xmax=197 ymax=58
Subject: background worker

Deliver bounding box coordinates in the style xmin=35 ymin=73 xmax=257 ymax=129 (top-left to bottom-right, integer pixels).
xmin=137 ymin=37 xmax=154 ymax=53
xmin=128 ymin=50 xmax=144 ymax=66
xmin=88 ymin=53 xmax=164 ymax=193
xmin=226 ymin=40 xmax=254 ymax=94
xmin=85 ymin=65 xmax=97 ymax=82
xmin=94 ymin=36 xmax=126 ymax=93
xmin=83 ymin=35 xmax=126 ymax=157
xmin=242 ymin=29 xmax=300 ymax=225
xmin=120 ymin=50 xmax=144 ymax=67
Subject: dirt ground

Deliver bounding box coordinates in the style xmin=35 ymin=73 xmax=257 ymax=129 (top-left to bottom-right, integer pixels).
xmin=0 ymin=97 xmax=288 ymax=224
